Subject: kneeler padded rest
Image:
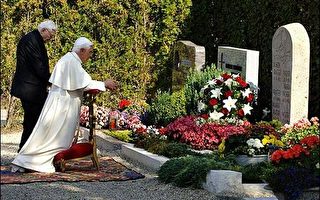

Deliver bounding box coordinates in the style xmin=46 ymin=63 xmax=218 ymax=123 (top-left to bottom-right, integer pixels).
xmin=53 ymin=89 xmax=101 ymax=172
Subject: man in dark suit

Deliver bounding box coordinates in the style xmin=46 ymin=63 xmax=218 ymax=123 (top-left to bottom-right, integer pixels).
xmin=11 ymin=20 xmax=57 ymax=152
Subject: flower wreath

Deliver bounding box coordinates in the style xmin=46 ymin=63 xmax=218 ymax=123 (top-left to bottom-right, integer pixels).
xmin=198 ymin=72 xmax=257 ymax=121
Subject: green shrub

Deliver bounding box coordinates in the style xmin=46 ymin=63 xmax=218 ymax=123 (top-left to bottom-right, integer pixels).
xmin=147 ymin=89 xmax=187 ymax=126
xmin=146 ymin=139 xmax=168 ymax=155
xmin=173 ymin=157 xmax=213 ymax=188
xmin=184 ymin=64 xmax=222 ymax=115
xmin=158 ymin=154 xmax=238 ymax=188
xmin=158 ymin=156 xmax=194 ymax=184
xmin=134 ymin=134 xmax=168 ymax=154
xmin=158 ymin=142 xmax=199 ymax=158
xmin=103 ymin=130 xmax=133 ymax=143
xmin=240 ymin=162 xmax=268 ymax=183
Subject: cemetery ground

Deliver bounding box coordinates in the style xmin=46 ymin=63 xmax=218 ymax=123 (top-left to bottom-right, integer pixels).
xmin=1 ymin=22 xmax=319 ymax=200
xmin=1 ymin=126 xmax=277 ymax=200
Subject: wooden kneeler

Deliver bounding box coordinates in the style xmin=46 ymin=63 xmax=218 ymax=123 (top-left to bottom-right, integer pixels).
xmin=53 ymin=89 xmax=100 ymax=172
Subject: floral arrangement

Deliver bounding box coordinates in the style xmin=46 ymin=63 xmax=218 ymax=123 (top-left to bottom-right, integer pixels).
xmin=243 ymin=134 xmax=284 ymax=156
xmin=117 ymin=99 xmax=148 ymax=130
xmin=164 ymin=115 xmax=248 ymax=150
xmin=266 ymin=118 xmax=320 ymax=200
xmin=270 ymin=135 xmax=320 ymax=169
xmin=224 ymin=121 xmax=283 ymax=156
xmin=79 ymin=105 xmax=90 ymax=128
xmin=79 ymin=105 xmax=110 ymax=128
xmin=280 ymin=117 xmax=319 ymax=145
xmin=267 ymin=134 xmax=320 ymax=200
xmin=79 ymin=99 xmax=149 ymax=130
xmin=131 ymin=125 xmax=167 ymax=149
xmin=197 ymin=72 xmax=257 ymax=121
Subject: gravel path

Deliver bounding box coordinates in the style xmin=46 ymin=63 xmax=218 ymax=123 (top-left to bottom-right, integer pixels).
xmin=1 ymin=132 xmax=247 ymax=200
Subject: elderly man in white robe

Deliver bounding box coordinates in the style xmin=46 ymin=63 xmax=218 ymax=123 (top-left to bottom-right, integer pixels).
xmin=11 ymin=37 xmax=117 ymax=173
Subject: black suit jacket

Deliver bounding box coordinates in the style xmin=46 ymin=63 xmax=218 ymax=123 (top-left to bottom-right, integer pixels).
xmin=11 ymin=30 xmax=50 ymax=103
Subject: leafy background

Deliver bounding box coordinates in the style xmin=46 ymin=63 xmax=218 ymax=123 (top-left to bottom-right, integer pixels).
xmin=1 ymin=0 xmax=319 ymax=125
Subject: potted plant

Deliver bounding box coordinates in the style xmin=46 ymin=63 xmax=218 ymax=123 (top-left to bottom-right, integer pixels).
xmin=225 ymin=121 xmax=284 ymax=166
xmin=265 ymin=118 xmax=320 ymax=200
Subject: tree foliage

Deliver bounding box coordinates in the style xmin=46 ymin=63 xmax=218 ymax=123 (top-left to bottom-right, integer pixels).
xmin=0 ymin=0 xmax=192 ymax=122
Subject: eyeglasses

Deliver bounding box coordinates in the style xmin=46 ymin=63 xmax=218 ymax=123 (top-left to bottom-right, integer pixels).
xmin=46 ymin=29 xmax=56 ymax=39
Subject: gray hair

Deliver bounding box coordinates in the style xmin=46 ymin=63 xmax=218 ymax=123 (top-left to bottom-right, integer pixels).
xmin=37 ymin=20 xmax=57 ymax=32
xmin=71 ymin=37 xmax=93 ymax=52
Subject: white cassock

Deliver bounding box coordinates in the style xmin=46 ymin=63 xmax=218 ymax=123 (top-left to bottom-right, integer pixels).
xmin=11 ymin=52 xmax=105 ymax=173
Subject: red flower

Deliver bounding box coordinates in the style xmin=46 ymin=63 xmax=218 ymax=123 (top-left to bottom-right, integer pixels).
xmin=300 ymin=135 xmax=320 ymax=148
xmin=118 ymin=99 xmax=131 ymax=110
xmin=246 ymin=94 xmax=254 ymax=102
xmin=222 ymin=73 xmax=232 ymax=80
xmin=224 ymin=90 xmax=233 ymax=98
xmin=282 ymin=150 xmax=294 ymax=159
xmin=209 ymin=98 xmax=218 ymax=106
xmin=235 ymin=76 xmax=247 ymax=87
xmin=159 ymin=127 xmax=167 ymax=135
xmin=216 ymin=80 xmax=223 ymax=85
xmin=271 ymin=150 xmax=283 ymax=163
xmin=221 ymin=108 xmax=229 ymax=116
xmin=200 ymin=114 xmax=209 ymax=120
xmin=135 ymin=127 xmax=146 ymax=134
xmin=291 ymin=144 xmax=306 ymax=158
xmin=237 ymin=109 xmax=244 ymax=117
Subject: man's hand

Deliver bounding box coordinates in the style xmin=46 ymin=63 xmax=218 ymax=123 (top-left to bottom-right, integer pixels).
xmin=104 ymin=79 xmax=118 ymax=91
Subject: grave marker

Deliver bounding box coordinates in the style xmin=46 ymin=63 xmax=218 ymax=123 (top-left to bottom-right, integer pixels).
xmin=217 ymin=46 xmax=259 ymax=87
xmin=272 ymin=23 xmax=310 ymax=124
xmin=172 ymin=40 xmax=205 ymax=91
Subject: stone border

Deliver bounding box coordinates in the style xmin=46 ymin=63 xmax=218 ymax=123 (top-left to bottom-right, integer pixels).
xmin=81 ymin=127 xmax=278 ymax=199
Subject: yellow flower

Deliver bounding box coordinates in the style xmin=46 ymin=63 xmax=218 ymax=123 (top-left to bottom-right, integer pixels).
xmin=262 ymin=135 xmax=270 ymax=145
xmin=262 ymin=134 xmax=284 ymax=147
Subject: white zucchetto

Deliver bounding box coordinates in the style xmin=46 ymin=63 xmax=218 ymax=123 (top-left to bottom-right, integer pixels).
xmin=72 ymin=37 xmax=93 ymax=52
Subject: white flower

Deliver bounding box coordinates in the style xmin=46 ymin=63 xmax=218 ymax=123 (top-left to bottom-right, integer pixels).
xmin=223 ymin=96 xmax=237 ymax=111
xmin=209 ymin=110 xmax=224 ymax=121
xmin=254 ymin=139 xmax=264 ymax=148
xmin=224 ymin=78 xmax=233 ymax=88
xmin=232 ymin=74 xmax=240 ymax=79
xmin=197 ymin=101 xmax=207 ymax=112
xmin=210 ymin=88 xmax=222 ymax=99
xmin=241 ymin=88 xmax=252 ymax=98
xmin=207 ymin=79 xmax=216 ymax=86
xmin=246 ymin=138 xmax=264 ymax=149
xmin=316 ymin=163 xmax=320 ymax=169
xmin=246 ymin=138 xmax=256 ymax=146
xmin=242 ymin=103 xmax=253 ymax=115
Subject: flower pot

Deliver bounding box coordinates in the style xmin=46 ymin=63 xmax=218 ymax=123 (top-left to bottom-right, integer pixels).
xmin=274 ymin=187 xmax=319 ymax=200
xmin=235 ymin=154 xmax=268 ymax=166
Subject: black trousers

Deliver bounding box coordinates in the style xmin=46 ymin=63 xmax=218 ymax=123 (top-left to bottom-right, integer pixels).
xmin=18 ymin=100 xmax=45 ymax=152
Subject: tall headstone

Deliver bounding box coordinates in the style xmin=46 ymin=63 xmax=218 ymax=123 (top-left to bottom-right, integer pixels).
xmin=172 ymin=40 xmax=205 ymax=91
xmin=217 ymin=46 xmax=259 ymax=87
xmin=272 ymin=23 xmax=310 ymax=124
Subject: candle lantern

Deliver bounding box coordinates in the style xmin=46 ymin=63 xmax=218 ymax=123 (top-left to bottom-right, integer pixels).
xmin=109 ymin=109 xmax=119 ymax=130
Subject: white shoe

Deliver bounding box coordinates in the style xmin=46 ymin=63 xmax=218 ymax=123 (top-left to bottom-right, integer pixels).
xmin=11 ymin=165 xmax=26 ymax=173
